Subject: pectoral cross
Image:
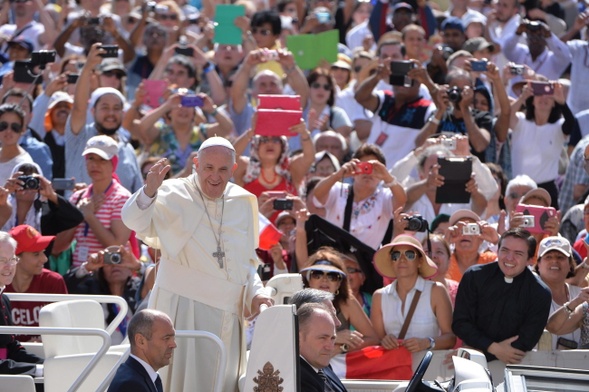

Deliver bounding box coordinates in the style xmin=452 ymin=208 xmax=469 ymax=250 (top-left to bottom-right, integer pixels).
xmin=213 ymin=245 xmax=225 ymax=268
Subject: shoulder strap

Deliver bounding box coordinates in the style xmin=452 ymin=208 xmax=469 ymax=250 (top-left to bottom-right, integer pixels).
xmin=342 ymin=185 xmax=354 ymax=232
xmin=398 ymin=290 xmax=422 ymax=340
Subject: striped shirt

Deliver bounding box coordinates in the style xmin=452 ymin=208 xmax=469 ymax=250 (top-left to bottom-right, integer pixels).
xmin=69 ymin=181 xmax=131 ymax=267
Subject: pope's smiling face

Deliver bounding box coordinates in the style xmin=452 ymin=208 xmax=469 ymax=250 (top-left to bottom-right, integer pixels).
xmin=194 ymin=146 xmax=237 ymax=199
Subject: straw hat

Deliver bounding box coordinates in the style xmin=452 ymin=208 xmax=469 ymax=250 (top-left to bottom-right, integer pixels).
xmin=374 ymin=235 xmax=437 ymax=279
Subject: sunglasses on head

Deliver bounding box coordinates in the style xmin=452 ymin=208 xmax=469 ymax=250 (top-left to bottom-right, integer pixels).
xmin=308 ymin=270 xmax=343 ymax=282
xmin=390 ymin=249 xmax=418 ymax=262
xmin=252 ymin=27 xmax=272 ymax=36
xmin=311 ymin=82 xmax=331 ymax=91
xmin=0 ymin=121 xmax=22 ymax=133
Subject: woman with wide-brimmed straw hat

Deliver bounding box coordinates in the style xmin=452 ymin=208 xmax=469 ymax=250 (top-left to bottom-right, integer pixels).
xmin=371 ymin=235 xmax=455 ymax=355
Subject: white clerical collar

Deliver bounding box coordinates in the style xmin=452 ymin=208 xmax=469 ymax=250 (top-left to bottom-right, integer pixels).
xmin=130 ymin=354 xmax=159 ymax=384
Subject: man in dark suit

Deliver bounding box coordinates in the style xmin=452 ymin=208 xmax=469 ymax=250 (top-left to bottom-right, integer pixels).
xmin=298 ymin=303 xmax=348 ymax=392
xmin=108 ymin=309 xmax=177 ymax=392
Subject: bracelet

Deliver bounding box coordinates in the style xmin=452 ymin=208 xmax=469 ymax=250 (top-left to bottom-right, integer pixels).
xmin=209 ymin=107 xmax=218 ymax=117
xmin=301 ymin=135 xmax=310 ymax=141
xmin=383 ymin=177 xmax=397 ymax=188
xmin=564 ymin=302 xmax=574 ymax=314
xmin=428 ymin=116 xmax=440 ymax=125
xmin=284 ymin=65 xmax=296 ymax=75
xmin=203 ymin=62 xmax=215 ymax=75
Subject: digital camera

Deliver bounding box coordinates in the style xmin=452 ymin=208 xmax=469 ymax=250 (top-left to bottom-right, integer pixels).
xmin=510 ymin=65 xmax=524 ymax=75
xmin=447 ymin=86 xmax=462 ymax=104
xmin=18 ymin=176 xmax=40 ymax=190
xmin=521 ymin=215 xmax=535 ymax=228
xmin=404 ymin=215 xmax=428 ymax=232
xmin=104 ymin=250 xmax=122 ymax=264
xmin=462 ymin=223 xmax=480 ymax=235
xmin=354 ymin=162 xmax=373 ymax=175
xmin=441 ymin=138 xmax=456 ymax=150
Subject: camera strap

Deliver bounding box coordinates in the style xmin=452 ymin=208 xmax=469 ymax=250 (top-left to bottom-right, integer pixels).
xmin=343 ymin=184 xmax=394 ymax=245
xmin=343 ymin=185 xmax=354 ymax=232
xmin=3 ymin=23 xmax=34 ymax=53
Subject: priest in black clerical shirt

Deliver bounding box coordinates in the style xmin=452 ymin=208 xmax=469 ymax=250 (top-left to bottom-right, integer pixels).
xmin=453 ymin=228 xmax=552 ymax=363
xmin=297 ymin=303 xmax=348 ymax=392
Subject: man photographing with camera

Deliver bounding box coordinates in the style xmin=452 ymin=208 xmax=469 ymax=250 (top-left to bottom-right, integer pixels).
xmin=416 ymin=68 xmax=493 ymax=162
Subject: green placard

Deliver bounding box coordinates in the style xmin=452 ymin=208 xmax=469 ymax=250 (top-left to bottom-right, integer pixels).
xmin=214 ymin=4 xmax=245 ymax=45
xmin=286 ymin=30 xmax=339 ymax=70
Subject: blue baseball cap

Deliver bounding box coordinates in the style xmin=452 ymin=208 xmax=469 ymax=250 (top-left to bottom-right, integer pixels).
xmin=441 ymin=16 xmax=465 ymax=33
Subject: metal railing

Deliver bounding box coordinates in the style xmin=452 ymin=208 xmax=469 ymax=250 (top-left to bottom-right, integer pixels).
xmin=0 ymin=326 xmax=111 ymax=392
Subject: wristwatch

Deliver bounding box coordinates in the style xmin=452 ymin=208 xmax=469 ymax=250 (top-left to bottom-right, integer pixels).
xmin=340 ymin=344 xmax=348 ymax=353
xmin=427 ymin=337 xmax=435 ymax=350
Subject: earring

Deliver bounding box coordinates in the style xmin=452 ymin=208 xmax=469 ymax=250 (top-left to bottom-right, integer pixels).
xmin=335 ymin=289 xmax=339 ymax=295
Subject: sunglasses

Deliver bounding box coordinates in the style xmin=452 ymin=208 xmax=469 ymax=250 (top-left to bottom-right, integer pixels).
xmin=390 ymin=249 xmax=418 ymax=262
xmin=252 ymin=27 xmax=272 ymax=36
xmin=0 ymin=121 xmax=22 ymax=133
xmin=308 ymin=270 xmax=343 ymax=282
xmin=9 ymin=0 xmax=31 ymax=3
xmin=259 ymin=136 xmax=281 ymax=144
xmin=346 ymin=267 xmax=362 ymax=274
xmin=311 ymin=82 xmax=331 ymax=91
xmin=157 ymin=13 xmax=178 ymax=20
xmin=102 ymin=71 xmax=124 ymax=79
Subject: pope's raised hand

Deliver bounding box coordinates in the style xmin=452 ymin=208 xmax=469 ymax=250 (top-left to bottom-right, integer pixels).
xmin=144 ymin=158 xmax=171 ymax=198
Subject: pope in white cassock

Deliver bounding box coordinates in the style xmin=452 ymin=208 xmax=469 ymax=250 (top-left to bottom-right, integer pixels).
xmin=122 ymin=137 xmax=274 ymax=392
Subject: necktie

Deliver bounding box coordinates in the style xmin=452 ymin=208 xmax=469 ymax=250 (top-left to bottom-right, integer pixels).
xmin=155 ymin=374 xmax=163 ymax=392
xmin=318 ymin=369 xmax=335 ymax=392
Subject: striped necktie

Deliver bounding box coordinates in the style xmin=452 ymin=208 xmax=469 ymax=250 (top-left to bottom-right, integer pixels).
xmin=318 ymin=369 xmax=335 ymax=392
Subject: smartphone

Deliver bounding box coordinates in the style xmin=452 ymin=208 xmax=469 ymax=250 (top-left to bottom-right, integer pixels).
xmin=67 ymin=74 xmax=79 ymax=84
xmin=531 ymin=81 xmax=554 ymax=96
xmin=175 ymin=46 xmax=194 ymax=57
xmin=13 ymin=61 xmax=43 ymax=84
xmin=52 ymin=178 xmax=75 ymax=191
xmin=99 ymin=45 xmax=119 ymax=58
xmin=389 ymin=61 xmax=415 ymax=87
xmin=181 ymin=95 xmax=204 ymax=107
xmin=143 ymin=79 xmax=167 ymax=108
xmin=273 ymin=199 xmax=293 ymax=211
xmin=470 ymin=60 xmax=488 ymax=72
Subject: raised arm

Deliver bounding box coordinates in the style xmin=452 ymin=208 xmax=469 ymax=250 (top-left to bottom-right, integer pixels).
xmin=70 ymin=43 xmax=104 ymax=135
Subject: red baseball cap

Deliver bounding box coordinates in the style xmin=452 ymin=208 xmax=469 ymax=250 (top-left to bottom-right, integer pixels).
xmin=9 ymin=225 xmax=55 ymax=254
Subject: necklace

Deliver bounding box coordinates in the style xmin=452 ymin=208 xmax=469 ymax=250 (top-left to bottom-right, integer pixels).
xmin=196 ymin=186 xmax=226 ymax=268
xmin=260 ymin=167 xmax=277 ymax=184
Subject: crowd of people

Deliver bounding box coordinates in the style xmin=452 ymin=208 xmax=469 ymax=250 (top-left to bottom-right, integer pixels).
xmin=1 ymin=0 xmax=589 ymax=389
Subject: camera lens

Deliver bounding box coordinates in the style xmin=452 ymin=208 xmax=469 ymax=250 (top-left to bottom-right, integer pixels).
xmin=447 ymin=87 xmax=462 ymax=103
xmin=110 ymin=253 xmax=121 ymax=264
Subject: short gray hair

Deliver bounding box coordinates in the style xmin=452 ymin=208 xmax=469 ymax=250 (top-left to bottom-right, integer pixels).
xmin=289 ymin=288 xmax=334 ymax=310
xmin=128 ymin=309 xmax=171 ymax=349
xmin=0 ymin=232 xmax=17 ymax=254
xmin=505 ymin=174 xmax=537 ymax=197
xmin=297 ymin=302 xmax=331 ymax=332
